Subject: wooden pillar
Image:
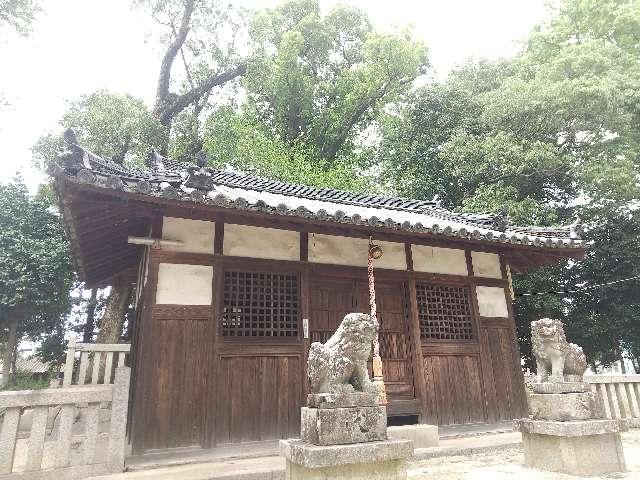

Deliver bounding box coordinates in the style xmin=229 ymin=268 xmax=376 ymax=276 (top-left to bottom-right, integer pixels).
xmin=300 ymin=231 xmax=311 ymax=400
xmin=206 ymin=218 xmax=224 ymax=448
xmin=405 ymin=243 xmax=428 ymax=422
xmin=500 ymin=254 xmax=528 ymax=416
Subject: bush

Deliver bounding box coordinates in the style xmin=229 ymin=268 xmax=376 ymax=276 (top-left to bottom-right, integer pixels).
xmin=0 ymin=370 xmax=53 ymax=391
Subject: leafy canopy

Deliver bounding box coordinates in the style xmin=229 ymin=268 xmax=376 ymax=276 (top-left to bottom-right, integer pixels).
xmin=245 ymin=0 xmax=428 ymax=162
xmin=32 ymin=91 xmax=167 ymax=171
xmin=377 ymin=0 xmax=640 ymax=368
xmin=0 ymin=178 xmax=74 ymax=338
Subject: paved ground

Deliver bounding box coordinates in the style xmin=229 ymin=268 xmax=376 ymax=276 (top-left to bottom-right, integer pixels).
xmin=410 ymin=430 xmax=640 ymax=479
xmin=88 ymin=430 xmax=640 ymax=479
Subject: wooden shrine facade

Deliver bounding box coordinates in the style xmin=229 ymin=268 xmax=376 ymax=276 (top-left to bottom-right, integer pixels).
xmin=51 ymin=137 xmax=585 ymax=454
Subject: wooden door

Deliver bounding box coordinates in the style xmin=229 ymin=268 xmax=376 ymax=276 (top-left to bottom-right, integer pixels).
xmin=355 ymin=282 xmax=415 ymax=399
xmin=309 ymin=278 xmax=356 ymax=344
xmin=309 ymin=278 xmax=415 ymax=399
xmin=131 ymin=307 xmax=213 ymax=453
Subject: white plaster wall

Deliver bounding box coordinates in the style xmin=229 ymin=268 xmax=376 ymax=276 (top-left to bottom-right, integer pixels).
xmin=162 ymin=217 xmax=214 ymax=254
xmin=471 ymin=252 xmax=502 ymax=279
xmin=411 ymin=245 xmax=468 ymax=275
xmin=308 ymin=234 xmax=406 ymax=270
xmin=155 ymin=263 xmax=213 ymax=305
xmin=223 ymin=224 xmax=299 ymax=261
xmin=476 ymin=286 xmax=509 ymax=317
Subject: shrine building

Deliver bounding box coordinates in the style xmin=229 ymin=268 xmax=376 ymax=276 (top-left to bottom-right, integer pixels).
xmin=51 ymin=134 xmax=585 ymax=454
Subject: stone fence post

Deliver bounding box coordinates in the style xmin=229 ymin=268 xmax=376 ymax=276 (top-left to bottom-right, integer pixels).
xmin=107 ymin=366 xmax=131 ymax=473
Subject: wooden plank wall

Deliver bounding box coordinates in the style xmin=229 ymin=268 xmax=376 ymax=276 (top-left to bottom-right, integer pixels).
xmin=215 ymin=354 xmax=302 ymax=444
xmin=128 ymin=213 xmax=528 ymax=453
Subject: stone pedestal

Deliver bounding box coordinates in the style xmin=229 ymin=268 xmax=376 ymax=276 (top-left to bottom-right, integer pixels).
xmin=528 ymin=391 xmax=601 ymax=421
xmin=515 ymin=419 xmax=626 ymax=476
xmin=301 ymin=406 xmax=387 ymax=445
xmin=281 ymin=438 xmax=413 ymax=480
xmin=284 ymin=392 xmax=413 ymax=480
xmin=518 ymin=377 xmax=626 ymax=476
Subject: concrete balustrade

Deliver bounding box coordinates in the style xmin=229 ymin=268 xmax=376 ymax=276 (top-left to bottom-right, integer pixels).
xmin=585 ymin=375 xmax=640 ymax=427
xmin=63 ymin=339 xmax=130 ymax=386
xmin=0 ymin=367 xmax=130 ymax=479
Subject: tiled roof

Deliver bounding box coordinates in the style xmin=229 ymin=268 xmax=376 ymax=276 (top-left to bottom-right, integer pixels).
xmin=0 ymin=355 xmax=51 ymax=374
xmin=50 ymin=136 xmax=584 ymax=250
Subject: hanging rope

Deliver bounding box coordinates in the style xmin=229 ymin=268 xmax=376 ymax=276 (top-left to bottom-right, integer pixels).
xmin=368 ymin=237 xmax=387 ymax=405
xmin=368 ymin=243 xmax=380 ymax=359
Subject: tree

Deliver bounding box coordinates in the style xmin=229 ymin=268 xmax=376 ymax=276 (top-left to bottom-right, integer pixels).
xmin=377 ymin=0 xmax=640 ymax=368
xmin=35 ymin=0 xmax=250 ymax=344
xmin=244 ymin=0 xmax=428 ymax=162
xmin=134 ymin=0 xmax=247 ymax=153
xmin=202 ymin=107 xmax=372 ymax=191
xmin=33 ymin=91 xmax=167 ymax=170
xmin=0 ymin=178 xmax=74 ymax=385
xmin=0 ymin=0 xmax=40 ymax=35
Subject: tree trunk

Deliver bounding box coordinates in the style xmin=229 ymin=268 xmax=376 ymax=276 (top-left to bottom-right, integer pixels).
xmin=1 ymin=315 xmax=19 ymax=386
xmin=96 ymin=286 xmax=132 ymax=344
xmin=83 ymin=288 xmax=98 ymax=343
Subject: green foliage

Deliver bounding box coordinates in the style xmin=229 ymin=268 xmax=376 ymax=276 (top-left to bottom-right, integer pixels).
xmin=378 ymin=0 xmax=640 ymax=368
xmin=0 ymin=0 xmax=40 ymax=35
xmin=0 ymin=177 xmax=74 ymax=358
xmin=564 ymin=207 xmax=640 ymax=366
xmin=0 ymin=370 xmax=52 ymax=391
xmin=32 ymin=91 xmax=167 ymax=171
xmin=245 ymin=0 xmax=428 ymax=161
xmin=202 ymin=106 xmax=373 ymax=191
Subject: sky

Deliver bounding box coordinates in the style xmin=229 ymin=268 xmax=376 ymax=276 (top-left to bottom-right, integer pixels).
xmin=0 ymin=0 xmax=550 ymax=191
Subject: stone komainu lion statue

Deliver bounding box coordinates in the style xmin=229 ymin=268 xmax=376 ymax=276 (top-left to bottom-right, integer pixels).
xmin=531 ymin=318 xmax=587 ymax=381
xmin=308 ymin=313 xmax=379 ymax=394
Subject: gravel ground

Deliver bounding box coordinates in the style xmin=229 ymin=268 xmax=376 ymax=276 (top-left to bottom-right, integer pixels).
xmin=409 ymin=430 xmax=640 ymax=480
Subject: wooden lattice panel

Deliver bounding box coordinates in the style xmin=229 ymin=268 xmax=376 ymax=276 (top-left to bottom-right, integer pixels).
xmin=416 ymin=283 xmax=474 ymax=341
xmin=221 ymin=271 xmax=299 ymax=337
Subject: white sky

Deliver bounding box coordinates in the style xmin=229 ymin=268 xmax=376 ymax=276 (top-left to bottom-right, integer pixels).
xmin=0 ymin=0 xmax=549 ymax=191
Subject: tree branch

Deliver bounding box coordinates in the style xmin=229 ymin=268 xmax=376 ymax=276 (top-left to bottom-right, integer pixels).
xmin=157 ymin=61 xmax=247 ymax=125
xmin=154 ymin=0 xmax=197 ymax=113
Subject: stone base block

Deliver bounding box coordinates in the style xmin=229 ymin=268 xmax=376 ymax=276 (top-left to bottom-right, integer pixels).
xmin=528 ymin=392 xmax=600 ymax=421
xmin=307 ymin=392 xmax=379 ymax=409
xmin=514 ymin=418 xmax=623 ymax=436
xmin=285 ymin=458 xmax=407 ymax=480
xmin=528 ymin=381 xmax=590 ymax=394
xmin=301 ymin=406 xmax=386 ymax=445
xmin=281 ymin=438 xmax=413 ymax=479
xmin=387 ymin=424 xmax=438 ymax=448
xmin=515 ymin=420 xmax=626 ymax=475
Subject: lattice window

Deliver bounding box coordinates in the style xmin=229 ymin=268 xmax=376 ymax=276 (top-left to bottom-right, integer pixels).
xmin=221 ymin=271 xmax=299 ymax=337
xmin=416 ymin=283 xmax=474 ymax=340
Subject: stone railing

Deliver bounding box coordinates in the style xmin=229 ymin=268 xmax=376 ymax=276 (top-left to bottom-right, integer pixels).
xmin=0 ymin=366 xmax=130 ymax=478
xmin=525 ymin=374 xmax=640 ymax=427
xmin=63 ymin=339 xmax=130 ymax=386
xmin=586 ymin=375 xmax=640 ymax=427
